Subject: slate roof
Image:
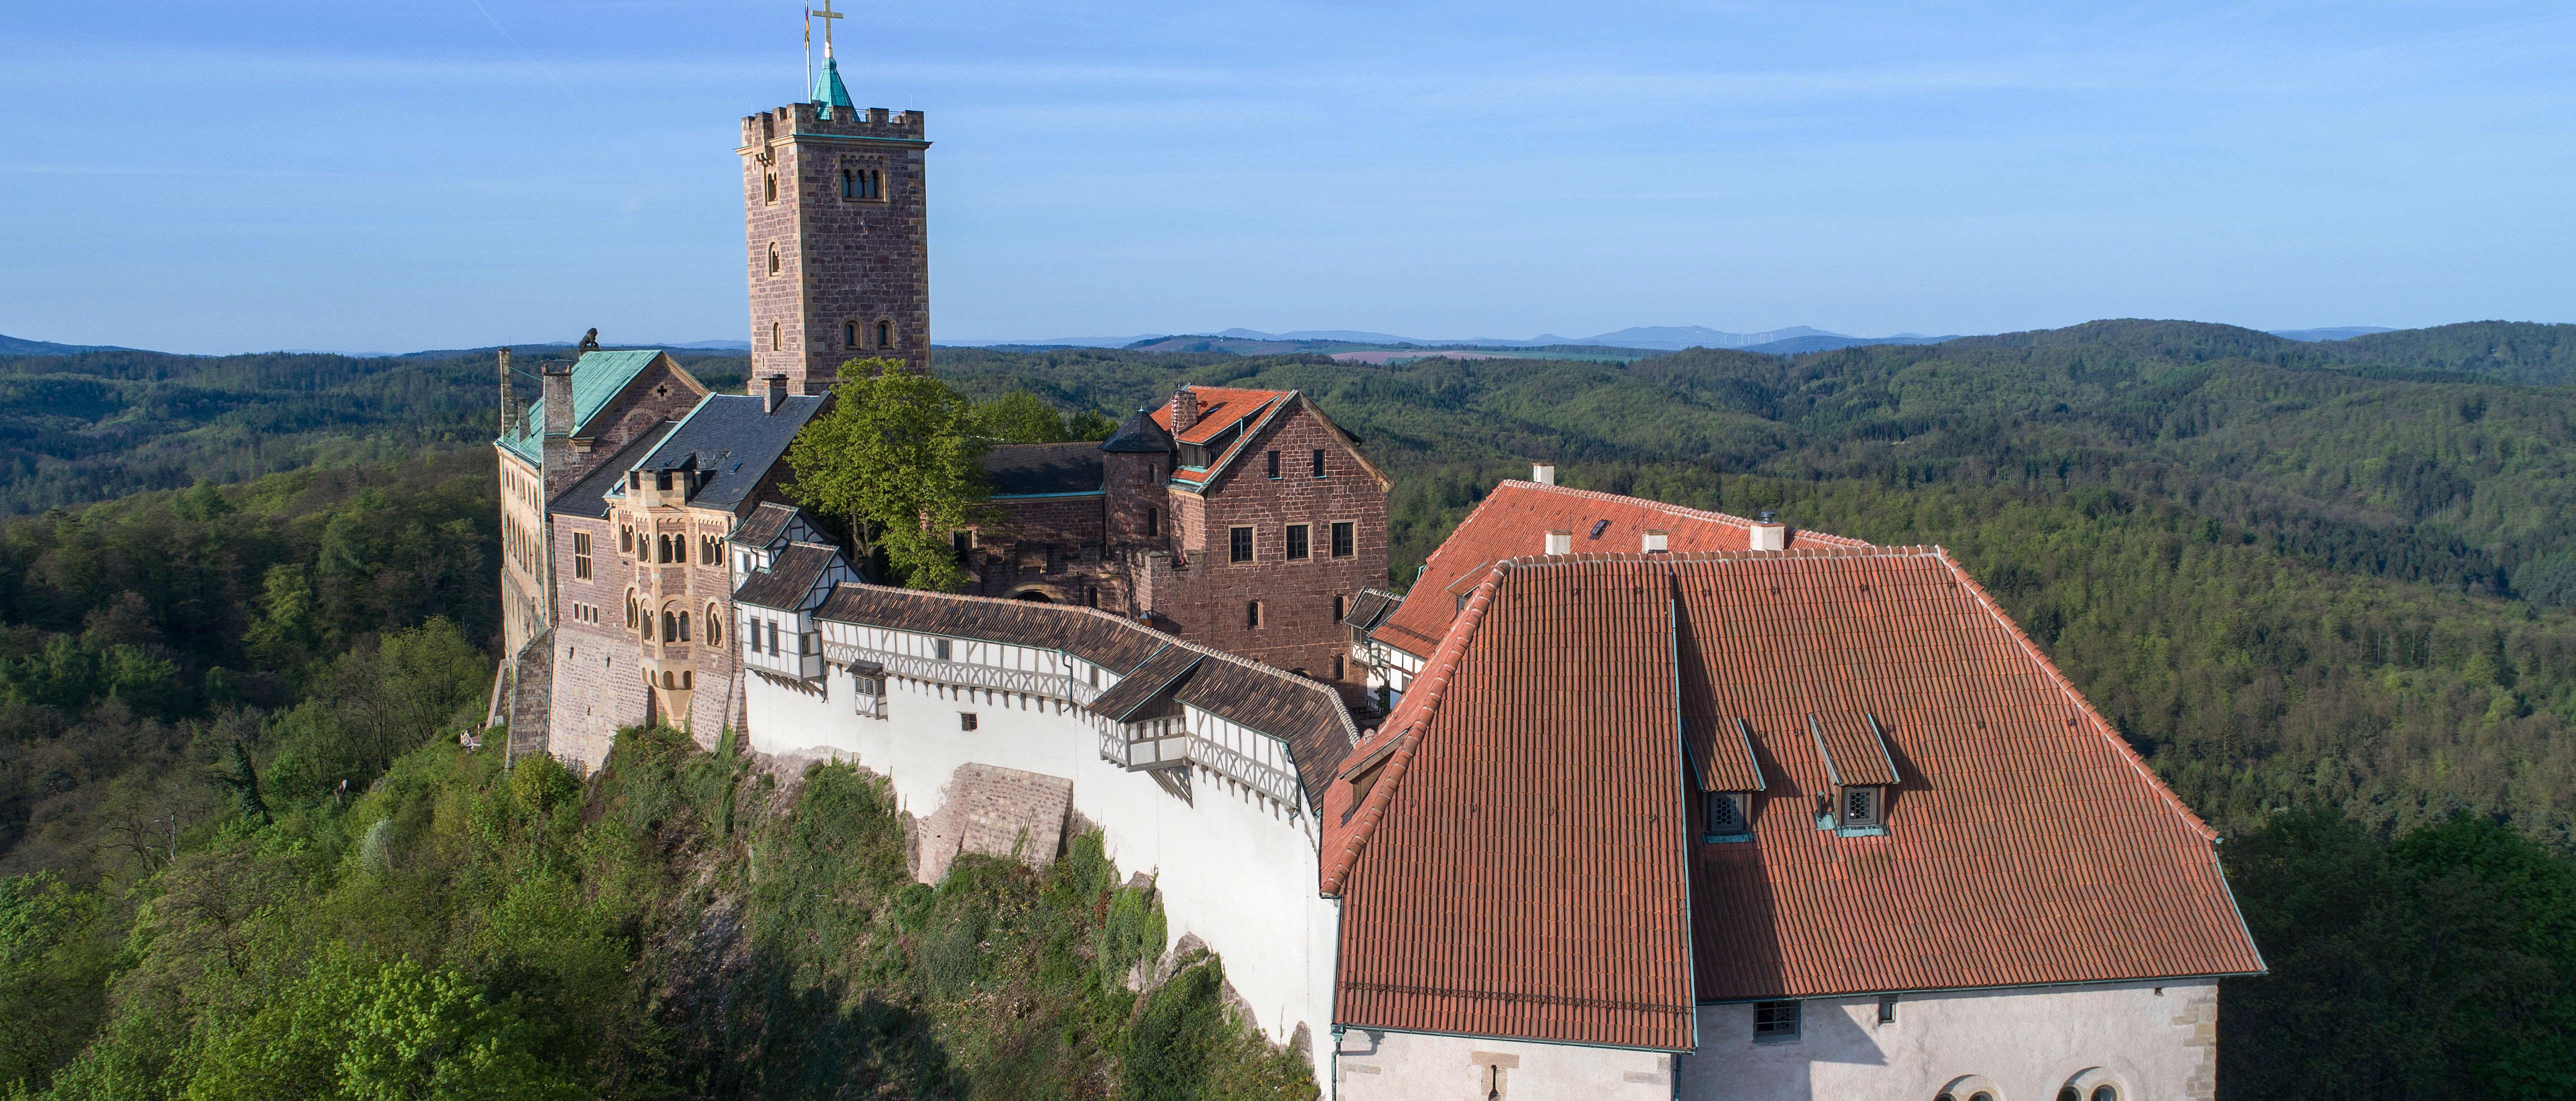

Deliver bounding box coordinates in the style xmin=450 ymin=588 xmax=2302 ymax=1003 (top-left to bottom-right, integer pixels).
xmin=984 ymin=442 xmax=1104 ymax=497
xmin=1320 ymin=547 xmax=2263 ymax=1050
xmin=734 ymin=542 xmax=839 ymax=612
xmin=731 ymin=501 xmax=799 ymax=549
xmin=497 ymin=349 xmax=673 ymax=464
xmin=814 ymin=584 xmax=1359 ymax=803
xmin=1368 ymin=480 xmax=1871 ymax=659
xmin=546 ymin=423 xmax=678 ymax=519
xmin=633 ymin=392 xmax=828 ymax=514
xmin=1083 ymin=644 xmax=1203 ymax=721
xmin=1101 ymin=407 xmax=1174 ymax=453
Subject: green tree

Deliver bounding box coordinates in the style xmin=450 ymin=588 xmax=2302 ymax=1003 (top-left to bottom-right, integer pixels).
xmin=785 ymin=359 xmax=997 ymax=590
xmin=975 ymin=391 xmax=1117 ymax=444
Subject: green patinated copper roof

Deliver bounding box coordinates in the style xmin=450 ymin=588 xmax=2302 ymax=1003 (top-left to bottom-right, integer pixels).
xmin=814 ymin=55 xmax=854 ymax=117
xmin=495 ymin=349 xmax=668 ymax=464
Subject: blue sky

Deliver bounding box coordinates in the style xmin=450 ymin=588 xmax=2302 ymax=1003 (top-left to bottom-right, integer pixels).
xmin=3 ymin=1 xmax=2570 ymax=353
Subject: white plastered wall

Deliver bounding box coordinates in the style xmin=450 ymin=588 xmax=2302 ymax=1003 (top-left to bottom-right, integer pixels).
xmin=739 ymin=629 xmax=1341 ymax=1083
xmin=1681 ymin=979 xmax=2220 ymax=1101
xmin=1333 ymin=1029 xmax=1676 ymax=1101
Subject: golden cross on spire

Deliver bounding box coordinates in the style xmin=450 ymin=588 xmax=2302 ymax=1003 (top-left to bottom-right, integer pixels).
xmin=809 ymin=0 xmax=843 ymax=56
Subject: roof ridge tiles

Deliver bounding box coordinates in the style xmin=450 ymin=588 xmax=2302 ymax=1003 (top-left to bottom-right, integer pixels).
xmin=1484 ymin=478 xmax=1874 ymax=548
xmin=1319 ymin=560 xmax=1510 ymax=897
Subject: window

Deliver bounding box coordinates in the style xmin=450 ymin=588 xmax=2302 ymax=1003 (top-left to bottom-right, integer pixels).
xmin=1333 ymin=594 xmax=1347 ymax=620
xmin=702 ymin=534 xmax=720 ymax=564
xmin=840 ymin=168 xmax=855 ymax=199
xmin=1331 ymin=521 xmax=1355 ymax=558
xmin=706 ymin=606 xmax=721 ymax=645
xmin=1332 ymin=654 xmax=1345 ymax=680
xmin=845 ymin=320 xmax=858 ymax=347
xmin=1705 ymin=791 xmax=1749 ymax=838
xmin=1876 ymin=993 xmax=1897 ymax=1023
xmin=676 ymin=612 xmax=691 ymax=642
xmin=768 ymin=242 xmax=780 ymax=274
xmin=1230 ymin=526 xmax=1254 ymax=563
xmin=573 ymin=533 xmax=592 ymax=579
xmin=1312 ymin=448 xmax=1326 ymax=478
xmin=767 ymin=619 xmax=780 ymax=656
xmin=1146 ymin=508 xmax=1160 ymax=537
xmin=625 ymin=592 xmax=638 ymax=628
xmin=863 ymin=169 xmax=881 ymax=199
xmin=1266 ymin=450 xmax=1280 ymax=479
xmin=661 ymin=610 xmax=677 ymax=641
xmin=764 ymin=171 xmax=776 ymax=202
xmin=1752 ymin=1000 xmax=1800 ymax=1042
xmin=934 ymin=638 xmax=953 ymax=661
xmin=771 ymin=321 xmax=782 ymax=350
xmin=1245 ymin=601 xmax=1263 ymax=628
xmin=1285 ymin=524 xmax=1310 ymax=560
xmin=656 ymin=470 xmax=674 ymax=492
xmin=619 ymin=524 xmax=633 ymax=554
xmin=1841 ymin=786 xmax=1883 ymax=829
xmin=960 ymin=712 xmax=978 ymax=731
xmin=878 ymin=320 xmax=893 ymax=348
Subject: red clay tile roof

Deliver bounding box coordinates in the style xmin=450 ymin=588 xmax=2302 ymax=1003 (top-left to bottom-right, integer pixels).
xmin=1368 ymin=481 xmax=1873 ymax=658
xmin=1151 ymin=385 xmax=1289 ymax=487
xmin=1688 ymin=717 xmax=1766 ymax=793
xmin=1325 ymin=545 xmax=2262 ymax=1047
xmin=1806 ymin=713 xmax=1900 ymax=788
xmin=1324 ymin=559 xmax=1699 ymax=1050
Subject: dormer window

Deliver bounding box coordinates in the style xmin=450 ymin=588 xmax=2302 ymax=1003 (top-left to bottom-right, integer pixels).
xmin=1703 ymin=791 xmax=1752 ymax=842
xmin=1808 ymin=713 xmax=1899 ymax=836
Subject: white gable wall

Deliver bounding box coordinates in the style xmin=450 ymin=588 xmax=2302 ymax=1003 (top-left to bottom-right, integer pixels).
xmin=1682 ymin=979 xmax=2217 ymax=1101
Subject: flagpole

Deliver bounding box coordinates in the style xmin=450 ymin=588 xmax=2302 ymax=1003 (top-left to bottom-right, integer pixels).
xmin=802 ymin=7 xmax=813 ymax=103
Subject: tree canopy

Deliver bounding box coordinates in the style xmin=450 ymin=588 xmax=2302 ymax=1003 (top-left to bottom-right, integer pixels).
xmin=784 ymin=360 xmax=999 ymax=591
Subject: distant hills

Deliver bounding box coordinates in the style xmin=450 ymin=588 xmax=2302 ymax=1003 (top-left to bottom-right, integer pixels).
xmin=0 ymin=334 xmax=133 ymax=356
xmin=2269 ymin=326 xmax=2399 ymax=342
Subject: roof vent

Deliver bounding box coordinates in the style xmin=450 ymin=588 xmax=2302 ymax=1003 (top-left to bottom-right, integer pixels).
xmin=1642 ymin=530 xmax=1669 ymax=554
xmin=1532 ymin=463 xmax=1556 ymax=486
xmin=1545 ymin=530 xmax=1572 ymax=556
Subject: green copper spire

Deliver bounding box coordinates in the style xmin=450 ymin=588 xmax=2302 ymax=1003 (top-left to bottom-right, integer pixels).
xmin=813 ymin=53 xmax=854 ymax=119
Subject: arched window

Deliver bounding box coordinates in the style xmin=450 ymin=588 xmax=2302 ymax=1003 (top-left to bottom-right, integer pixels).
xmin=845 ymin=320 xmax=858 ymax=347
xmin=877 ymin=320 xmax=893 ymax=348
xmin=862 ymin=169 xmax=881 ymax=199
xmin=840 ymin=169 xmax=855 ymax=199
xmin=763 ymin=171 xmax=777 ymax=202
xmin=677 ymin=611 xmax=691 ymax=642
xmin=625 ymin=592 xmax=638 ymax=628
xmin=707 ymin=604 xmax=722 ymax=645
xmin=767 ymin=242 xmax=780 ymax=274
xmin=662 ymin=609 xmax=677 ymax=641
xmin=771 ymin=321 xmax=782 ymax=350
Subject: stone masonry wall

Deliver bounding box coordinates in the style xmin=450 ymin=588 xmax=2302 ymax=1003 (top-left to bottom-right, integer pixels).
xmin=742 ymin=103 xmax=930 ymax=396
xmin=548 ymin=514 xmax=651 ymax=768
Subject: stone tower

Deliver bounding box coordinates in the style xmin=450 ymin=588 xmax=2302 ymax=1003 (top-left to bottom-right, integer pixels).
xmin=738 ymin=50 xmax=930 ymax=396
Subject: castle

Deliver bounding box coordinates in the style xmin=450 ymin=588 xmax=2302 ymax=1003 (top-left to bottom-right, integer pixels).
xmin=494 ymin=29 xmax=2260 ymax=1101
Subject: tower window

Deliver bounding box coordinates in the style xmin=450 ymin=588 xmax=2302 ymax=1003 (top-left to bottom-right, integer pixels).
xmin=877 ymin=320 xmax=893 ymax=347
xmin=840 ymin=169 xmax=855 ymax=199
xmin=764 ymin=171 xmax=777 ymax=203
xmin=768 ymin=242 xmax=780 ymax=274
xmin=845 ymin=320 xmax=858 ymax=347
xmin=864 ymin=169 xmax=882 ymax=199
xmin=1230 ymin=526 xmax=1254 ymax=563
xmin=1286 ymin=524 xmax=1310 ymax=560
xmin=1266 ymin=450 xmax=1280 ymax=479
xmin=771 ymin=321 xmax=782 ymax=350
xmin=1312 ymin=448 xmax=1326 ymax=477
xmin=1245 ymin=601 xmax=1262 ymax=628
xmin=1331 ymin=521 xmax=1355 ymax=558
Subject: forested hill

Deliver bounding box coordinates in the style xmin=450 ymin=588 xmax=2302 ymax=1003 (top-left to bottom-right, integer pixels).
xmin=0 ymin=347 xmax=746 ymax=515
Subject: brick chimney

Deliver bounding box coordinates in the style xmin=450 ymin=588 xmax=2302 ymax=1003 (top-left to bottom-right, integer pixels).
xmin=541 ymin=360 xmax=574 ymax=439
xmin=497 ymin=347 xmax=514 ymax=434
xmin=763 ymin=373 xmax=788 ymax=414
xmin=1170 ymin=387 xmax=1200 ymax=434
xmin=1532 ymin=463 xmax=1556 ymax=486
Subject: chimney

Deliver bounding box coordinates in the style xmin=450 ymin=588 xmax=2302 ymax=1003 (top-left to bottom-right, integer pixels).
xmin=1642 ymin=530 xmax=1669 ymax=554
xmin=541 ymin=360 xmax=574 ymax=439
xmin=1749 ymin=510 xmax=1787 ymax=552
xmin=1170 ymin=387 xmax=1200 ymax=434
xmin=1545 ymin=530 xmax=1573 ymax=556
xmin=1532 ymin=463 xmax=1556 ymax=486
xmin=497 ymin=347 xmax=514 ymax=433
xmin=763 ymin=373 xmax=788 ymax=414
